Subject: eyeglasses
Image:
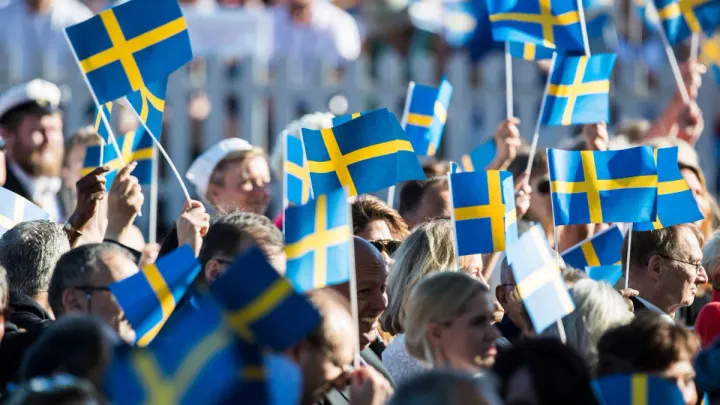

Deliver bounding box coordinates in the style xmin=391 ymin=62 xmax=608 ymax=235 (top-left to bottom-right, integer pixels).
xmin=534 ymin=178 xmax=550 ymax=194
xmin=73 ymin=286 xmax=111 ymax=314
xmin=657 ymin=255 xmax=703 ymax=275
xmin=369 ymin=240 xmax=402 ymax=256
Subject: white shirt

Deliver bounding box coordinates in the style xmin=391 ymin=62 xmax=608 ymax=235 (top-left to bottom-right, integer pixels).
xmin=9 ymin=162 xmax=63 ymax=222
xmin=381 ymin=334 xmax=429 ymax=385
xmin=635 ymin=296 xmax=675 ymax=323
xmin=0 ymin=0 xmax=93 ymax=79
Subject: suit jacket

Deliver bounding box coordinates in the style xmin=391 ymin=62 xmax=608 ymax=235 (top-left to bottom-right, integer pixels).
xmin=318 ymin=348 xmax=396 ymax=405
xmin=3 ymin=161 xmax=73 ymax=220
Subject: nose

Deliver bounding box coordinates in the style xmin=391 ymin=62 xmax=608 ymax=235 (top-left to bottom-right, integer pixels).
xmin=696 ymin=265 xmax=708 ymax=285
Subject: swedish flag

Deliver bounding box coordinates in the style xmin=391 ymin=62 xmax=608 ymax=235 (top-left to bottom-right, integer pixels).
xmin=702 ymin=34 xmax=720 ymax=85
xmin=209 ymin=247 xmax=321 ymax=351
xmin=65 ymin=0 xmax=193 ymax=103
xmin=126 ymin=78 xmax=167 ymax=140
xmin=331 ymin=110 xmax=374 ymax=127
xmin=285 ymin=134 xmax=313 ymax=206
xmin=548 ymin=146 xmax=658 ymax=225
xmin=508 ymin=41 xmax=555 ymax=60
xmin=593 ymin=374 xmax=686 ymax=405
xmin=285 ymin=188 xmax=352 ymax=292
xmin=506 ymin=225 xmax=575 ymax=333
xmin=634 ymin=147 xmax=704 ymax=231
xmin=451 ymin=170 xmax=518 ymax=255
xmin=109 ymin=245 xmax=200 ymax=347
xmin=585 ymin=264 xmax=623 ymax=285
xmin=560 ymin=225 xmax=624 ymax=269
xmin=402 ymin=79 xmax=453 ymax=156
xmin=541 ymin=53 xmax=616 ymax=126
xmin=0 ymin=188 xmax=49 ymax=237
xmin=105 ymin=296 xmax=242 ymax=405
xmin=302 ymin=108 xmax=426 ymax=197
xmin=652 ymin=0 xmax=720 ymax=44
xmin=82 ymin=128 xmax=154 ymax=188
xmin=461 ymin=139 xmax=497 ymax=171
xmin=487 ymin=0 xmax=586 ymax=52
xmin=93 ymin=101 xmax=113 ymax=143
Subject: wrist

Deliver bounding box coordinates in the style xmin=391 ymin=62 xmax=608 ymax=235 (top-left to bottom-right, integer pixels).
xmin=106 ymin=214 xmax=136 ymax=242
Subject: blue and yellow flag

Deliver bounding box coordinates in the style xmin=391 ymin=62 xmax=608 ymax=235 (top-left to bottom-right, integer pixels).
xmin=461 ymin=139 xmax=497 ymax=171
xmin=209 ymin=247 xmax=321 ymax=351
xmin=285 ymin=188 xmax=352 ymax=292
xmin=548 ymin=146 xmax=658 ymax=225
xmin=507 ymin=225 xmax=575 ymax=334
xmin=487 ymin=0 xmax=586 ymax=53
xmin=593 ymin=374 xmax=686 ymax=405
xmin=93 ymin=101 xmax=113 ymax=143
xmin=702 ymin=34 xmax=720 ymax=86
xmin=541 ymin=53 xmax=616 ymax=126
xmin=508 ymin=41 xmax=555 ymax=60
xmin=451 ymin=170 xmax=518 ymax=255
xmin=65 ymin=0 xmax=192 ymax=103
xmin=285 ymin=134 xmax=313 ymax=206
xmin=561 ymin=225 xmax=624 ymax=269
xmin=586 ymin=264 xmax=623 ymax=285
xmin=634 ymin=147 xmax=704 ymax=231
xmin=402 ymin=79 xmax=453 ymax=156
xmin=0 ymin=188 xmax=49 ymax=237
xmin=302 ymin=108 xmax=426 ymax=197
xmin=126 ymin=78 xmax=167 ymax=140
xmin=82 ymin=128 xmax=154 ymax=188
xmin=105 ymin=296 xmax=242 ymax=405
xmin=109 ymin=245 xmax=200 ymax=347
xmin=331 ymin=110 xmax=374 ymax=127
xmin=652 ymin=0 xmax=720 ymax=44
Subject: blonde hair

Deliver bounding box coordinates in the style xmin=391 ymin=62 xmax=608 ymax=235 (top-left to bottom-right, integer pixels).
xmin=380 ymin=218 xmax=477 ymax=335
xmin=404 ymin=272 xmax=489 ymax=363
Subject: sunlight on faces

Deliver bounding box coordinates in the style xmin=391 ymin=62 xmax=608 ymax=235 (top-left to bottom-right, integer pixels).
xmin=655 ymin=227 xmax=703 ymax=309
xmin=356 ymin=220 xmax=393 ymax=241
xmin=208 ymin=156 xmax=271 ymax=214
xmin=415 ymin=186 xmax=451 ymax=224
xmin=6 ymin=113 xmax=64 ymax=177
xmin=659 ymin=359 xmax=697 ymax=405
xmin=527 ymin=174 xmax=551 ymax=223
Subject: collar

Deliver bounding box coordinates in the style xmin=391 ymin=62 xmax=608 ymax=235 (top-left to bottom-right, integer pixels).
xmin=8 ymin=161 xmax=61 ymax=201
xmin=635 ymin=296 xmax=675 ymax=323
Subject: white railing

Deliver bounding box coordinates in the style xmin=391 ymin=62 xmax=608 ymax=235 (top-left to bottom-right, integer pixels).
xmin=1 ymin=51 xmax=719 ymax=233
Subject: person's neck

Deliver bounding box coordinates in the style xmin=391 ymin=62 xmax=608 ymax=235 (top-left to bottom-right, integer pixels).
xmin=25 ymin=0 xmax=53 ymax=13
xmin=31 ymin=292 xmax=55 ymax=319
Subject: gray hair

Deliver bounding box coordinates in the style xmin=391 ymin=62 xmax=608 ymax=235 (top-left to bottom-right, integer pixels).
xmin=702 ymin=232 xmax=720 ymax=273
xmin=0 ymin=221 xmax=70 ymax=297
xmin=389 ymin=369 xmax=501 ymax=405
xmin=0 ymin=265 xmax=7 ymax=307
xmin=543 ymin=279 xmax=633 ymax=370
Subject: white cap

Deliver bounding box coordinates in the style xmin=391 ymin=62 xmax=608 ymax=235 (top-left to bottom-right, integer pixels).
xmin=186 ymin=138 xmax=253 ymax=204
xmin=0 ymin=79 xmax=61 ymax=124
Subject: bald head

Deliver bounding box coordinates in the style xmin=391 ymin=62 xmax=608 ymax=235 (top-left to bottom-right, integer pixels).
xmin=307 ymin=289 xmax=357 ymax=354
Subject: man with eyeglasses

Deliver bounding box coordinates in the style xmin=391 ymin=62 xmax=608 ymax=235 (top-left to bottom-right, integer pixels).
xmin=623 ymin=224 xmax=708 ymax=323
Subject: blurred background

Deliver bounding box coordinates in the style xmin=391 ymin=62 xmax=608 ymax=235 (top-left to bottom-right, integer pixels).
xmin=0 ymin=0 xmax=719 ymax=237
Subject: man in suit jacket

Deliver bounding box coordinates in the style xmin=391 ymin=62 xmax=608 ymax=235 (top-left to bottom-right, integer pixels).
xmin=625 ymin=224 xmax=708 ymax=323
xmin=0 ymin=79 xmax=72 ymax=222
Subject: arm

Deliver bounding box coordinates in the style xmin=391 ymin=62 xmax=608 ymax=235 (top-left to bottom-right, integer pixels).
xmin=486 ymin=117 xmax=522 ymax=170
xmin=105 ymin=162 xmax=144 ymax=246
xmin=64 ymin=166 xmax=111 ymax=247
xmin=176 ymin=200 xmax=210 ymax=257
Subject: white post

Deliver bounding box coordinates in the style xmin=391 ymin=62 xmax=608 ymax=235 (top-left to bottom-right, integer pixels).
xmin=505 ymin=41 xmax=514 ymax=119
xmin=525 ymin=54 xmax=557 ymax=175
xmin=624 ymin=223 xmax=634 ymax=289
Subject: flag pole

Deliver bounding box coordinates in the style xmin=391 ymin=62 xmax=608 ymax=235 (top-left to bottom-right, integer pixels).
xmin=346 ymin=196 xmax=360 ymax=366
xmin=149 ymin=143 xmax=159 ymax=244
xmin=282 ymin=132 xmax=288 ymax=236
xmin=624 ymin=223 xmax=634 ymax=289
xmin=446 ymin=172 xmax=461 ymax=270
xmin=576 ymin=0 xmax=592 ymax=57
xmin=391 ymin=83 xmax=415 ymax=209
xmin=690 ymin=33 xmax=700 ymax=61
xmin=125 ymin=99 xmax=191 ymax=202
xmin=505 ymin=41 xmax=514 ymax=119
xmin=545 ymin=153 xmax=567 ymax=343
xmin=62 ymin=30 xmax=125 ymax=166
xmin=648 ymin=1 xmax=691 ymax=104
xmin=525 ymin=53 xmax=557 ymax=176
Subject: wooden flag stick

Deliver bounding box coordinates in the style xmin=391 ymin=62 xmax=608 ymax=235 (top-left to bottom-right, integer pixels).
xmin=446 ymin=172 xmax=461 ymax=271
xmin=624 ymin=223 xmax=634 ymax=289
xmin=505 ymin=41 xmax=514 ymax=119
xmin=526 ymin=53 xmax=557 ymax=176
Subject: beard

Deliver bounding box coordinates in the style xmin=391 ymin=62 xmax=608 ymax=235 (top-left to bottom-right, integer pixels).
xmin=14 ymin=144 xmax=62 ymax=177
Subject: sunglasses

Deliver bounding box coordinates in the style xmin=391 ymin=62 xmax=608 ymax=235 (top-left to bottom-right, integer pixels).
xmin=369 ymin=239 xmax=402 ymax=256
xmin=532 ymin=176 xmax=550 ymax=194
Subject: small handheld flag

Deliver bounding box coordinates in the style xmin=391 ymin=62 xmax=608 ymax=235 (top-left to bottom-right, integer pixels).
xmin=302 ymin=108 xmax=426 ymax=197
xmin=548 ymin=146 xmax=658 ymax=225
xmin=331 ymin=110 xmax=373 ymax=127
xmin=285 ymin=188 xmax=352 ymax=292
xmin=109 ymin=245 xmax=200 ymax=347
xmin=0 ymin=188 xmax=50 ymax=238
xmin=593 ymin=374 xmax=686 ymax=405
xmin=64 ymin=0 xmax=193 ymax=104
xmin=585 ymin=264 xmax=623 ymax=285
xmin=401 ymin=79 xmax=453 ymax=156
xmin=285 ymin=134 xmax=314 ymax=206
xmin=82 ymin=128 xmax=154 ymax=188
xmin=541 ymin=53 xmax=616 ymax=126
xmin=561 ymin=225 xmax=624 ymax=269
xmin=105 ymin=296 xmax=241 ymax=404
xmin=507 ymin=225 xmax=575 ymax=333
xmin=461 ymin=139 xmax=497 ymax=171
xmin=651 ymin=0 xmax=720 ymax=44
xmin=487 ymin=0 xmax=587 ymax=53
xmin=126 ymin=78 xmax=167 ymax=140
xmin=634 ymin=147 xmax=704 ymax=231
xmin=209 ymin=247 xmax=321 ymax=351
xmin=508 ymin=41 xmax=555 ymax=60
xmin=93 ymin=102 xmax=114 ymax=143
xmin=450 ymin=170 xmax=518 ymax=255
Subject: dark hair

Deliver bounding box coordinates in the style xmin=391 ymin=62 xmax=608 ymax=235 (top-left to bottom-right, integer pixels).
xmin=0 ymin=102 xmax=59 ymax=131
xmin=622 ymin=224 xmax=704 ymax=274
xmin=596 ymin=312 xmax=700 ymax=376
xmin=6 ymin=374 xmax=102 ymax=405
xmin=352 ymin=195 xmax=409 ymax=240
xmin=48 ymin=243 xmax=134 ymax=317
xmin=507 ymin=147 xmax=547 ymax=180
xmin=21 ymin=315 xmax=116 ymax=388
xmin=493 ymin=338 xmax=599 ymax=405
xmin=398 ymin=181 xmax=424 ymax=217
xmin=199 ymin=210 xmax=283 ymax=269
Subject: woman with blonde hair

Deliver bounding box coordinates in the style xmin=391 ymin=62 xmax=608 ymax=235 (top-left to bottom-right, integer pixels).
xmin=404 ymin=272 xmax=500 ymax=374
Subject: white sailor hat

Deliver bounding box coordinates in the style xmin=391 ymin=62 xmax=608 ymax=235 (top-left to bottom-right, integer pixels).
xmin=186 ymin=137 xmax=253 ymax=204
xmin=0 ymin=79 xmax=61 ymax=125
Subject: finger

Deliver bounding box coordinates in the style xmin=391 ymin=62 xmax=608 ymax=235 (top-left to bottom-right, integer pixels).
xmin=116 ymin=161 xmax=138 ymax=181
xmin=508 ymin=117 xmax=520 ymax=125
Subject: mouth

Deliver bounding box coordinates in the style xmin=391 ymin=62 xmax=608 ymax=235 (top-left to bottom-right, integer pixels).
xmin=359 ymin=316 xmax=380 ymax=329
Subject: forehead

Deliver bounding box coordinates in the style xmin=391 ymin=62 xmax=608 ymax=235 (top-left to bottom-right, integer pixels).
xmin=94 ymin=251 xmax=139 ymax=283
xmin=355 ymin=247 xmax=387 ymax=284
xmin=676 ymin=227 xmax=702 ymax=258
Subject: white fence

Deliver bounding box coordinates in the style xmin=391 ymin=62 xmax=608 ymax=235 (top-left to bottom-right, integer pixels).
xmin=1 ymin=52 xmax=719 ymax=233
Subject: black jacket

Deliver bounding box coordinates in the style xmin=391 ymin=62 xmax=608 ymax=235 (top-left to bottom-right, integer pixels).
xmin=7 ymin=292 xmax=52 ymax=334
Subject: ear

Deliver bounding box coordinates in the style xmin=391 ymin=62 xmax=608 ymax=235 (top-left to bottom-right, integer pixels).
xmin=62 ymin=289 xmax=85 ymax=314
xmin=647 ymin=255 xmax=663 ymax=280
xmin=424 ymin=322 xmax=445 ymax=350
xmin=204 ymin=260 xmax=223 ymax=284
xmin=495 ymin=285 xmax=506 ymax=305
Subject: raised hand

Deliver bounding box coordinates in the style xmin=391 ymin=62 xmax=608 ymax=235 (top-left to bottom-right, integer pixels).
xmin=176 ymin=200 xmax=210 ymax=257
